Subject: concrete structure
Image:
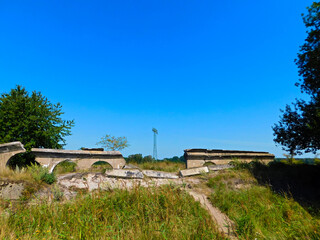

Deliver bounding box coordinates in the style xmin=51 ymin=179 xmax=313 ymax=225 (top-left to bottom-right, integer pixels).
xmin=31 ymin=148 xmax=126 ymax=173
xmin=0 ymin=142 xmax=26 ymax=170
xmin=179 ymin=166 xmax=209 ymax=177
xmin=142 ymin=170 xmax=179 ymax=179
xmin=106 ymin=169 xmax=144 ymax=179
xmin=185 ymin=149 xmax=274 ymax=169
xmin=208 ymin=164 xmax=234 ymax=171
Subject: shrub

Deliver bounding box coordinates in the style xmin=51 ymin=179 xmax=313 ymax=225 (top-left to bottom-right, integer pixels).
xmin=27 ymin=164 xmax=56 ymax=184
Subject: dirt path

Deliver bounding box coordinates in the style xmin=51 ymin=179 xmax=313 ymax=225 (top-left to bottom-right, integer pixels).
xmin=187 ymin=190 xmax=237 ymax=239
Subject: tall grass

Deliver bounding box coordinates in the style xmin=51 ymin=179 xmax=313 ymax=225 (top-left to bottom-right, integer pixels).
xmin=0 ymin=165 xmax=55 ymax=185
xmin=1 ymin=185 xmax=225 ymax=240
xmin=136 ymin=161 xmax=185 ymax=172
xmin=208 ymin=169 xmax=320 ymax=239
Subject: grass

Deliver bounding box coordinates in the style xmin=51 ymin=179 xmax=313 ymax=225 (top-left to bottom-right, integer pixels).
xmin=0 ymin=164 xmax=55 ymax=185
xmin=0 ymin=185 xmax=225 ymax=240
xmin=53 ymin=161 xmax=77 ymax=174
xmin=135 ymin=161 xmax=185 ymax=172
xmin=0 ymin=167 xmax=36 ymax=183
xmin=207 ymin=167 xmax=320 ymax=239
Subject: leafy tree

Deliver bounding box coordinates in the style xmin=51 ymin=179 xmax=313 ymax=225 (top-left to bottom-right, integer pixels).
xmin=0 ymin=85 xmax=74 ymax=150
xmin=126 ymin=154 xmax=143 ymax=163
xmin=273 ymin=2 xmax=320 ymax=155
xmin=143 ymin=155 xmax=153 ymax=163
xmin=96 ymin=134 xmax=129 ymax=151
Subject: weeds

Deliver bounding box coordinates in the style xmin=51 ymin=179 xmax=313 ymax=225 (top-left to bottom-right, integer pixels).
xmin=27 ymin=164 xmax=56 ymax=184
xmin=0 ymin=165 xmax=55 ymax=185
xmin=208 ymin=168 xmax=320 ymax=239
xmin=1 ymin=185 xmax=225 ymax=239
xmin=136 ymin=161 xmax=185 ymax=172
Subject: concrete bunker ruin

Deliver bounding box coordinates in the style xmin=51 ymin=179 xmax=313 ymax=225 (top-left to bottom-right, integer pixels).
xmin=184 ymin=148 xmax=274 ymax=169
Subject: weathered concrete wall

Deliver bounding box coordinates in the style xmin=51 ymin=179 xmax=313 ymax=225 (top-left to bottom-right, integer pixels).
xmin=0 ymin=142 xmax=26 ymax=170
xmin=31 ymin=148 xmax=126 ymax=173
xmin=184 ymin=149 xmax=274 ymax=168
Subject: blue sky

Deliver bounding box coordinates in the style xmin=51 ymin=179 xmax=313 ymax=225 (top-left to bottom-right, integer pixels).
xmin=0 ymin=0 xmax=316 ymax=158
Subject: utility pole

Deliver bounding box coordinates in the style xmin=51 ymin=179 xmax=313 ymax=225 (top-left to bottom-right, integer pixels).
xmin=152 ymin=128 xmax=158 ymax=160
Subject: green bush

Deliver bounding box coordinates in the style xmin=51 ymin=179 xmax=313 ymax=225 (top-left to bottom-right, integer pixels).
xmin=27 ymin=164 xmax=56 ymax=184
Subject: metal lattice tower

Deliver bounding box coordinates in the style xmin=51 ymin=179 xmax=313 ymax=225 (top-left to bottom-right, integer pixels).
xmin=152 ymin=128 xmax=158 ymax=160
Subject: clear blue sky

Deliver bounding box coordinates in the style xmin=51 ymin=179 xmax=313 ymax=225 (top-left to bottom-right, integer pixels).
xmin=0 ymin=0 xmax=316 ymax=158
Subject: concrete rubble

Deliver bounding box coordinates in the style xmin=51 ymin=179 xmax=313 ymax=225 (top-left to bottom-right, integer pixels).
xmin=179 ymin=166 xmax=209 ymax=177
xmin=208 ymin=164 xmax=234 ymax=171
xmin=106 ymin=169 xmax=144 ymax=179
xmin=0 ymin=180 xmax=24 ymax=200
xmin=142 ymin=170 xmax=179 ymax=179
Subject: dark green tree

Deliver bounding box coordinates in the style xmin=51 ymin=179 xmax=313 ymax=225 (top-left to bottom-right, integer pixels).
xmin=273 ymin=2 xmax=320 ymax=155
xmin=0 ymin=85 xmax=74 ymax=150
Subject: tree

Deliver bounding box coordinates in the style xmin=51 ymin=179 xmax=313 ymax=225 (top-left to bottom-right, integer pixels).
xmin=0 ymin=85 xmax=74 ymax=150
xmin=96 ymin=134 xmax=129 ymax=151
xmin=273 ymin=2 xmax=320 ymax=155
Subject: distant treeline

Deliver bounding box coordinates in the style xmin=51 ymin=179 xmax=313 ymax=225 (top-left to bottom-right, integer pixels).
xmin=125 ymin=154 xmax=185 ymax=164
xmin=275 ymin=158 xmax=320 ymax=165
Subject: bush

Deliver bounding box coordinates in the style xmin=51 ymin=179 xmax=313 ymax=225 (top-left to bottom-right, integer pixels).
xmin=27 ymin=164 xmax=56 ymax=184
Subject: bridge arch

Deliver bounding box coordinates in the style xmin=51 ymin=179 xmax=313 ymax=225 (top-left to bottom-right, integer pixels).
xmin=0 ymin=142 xmax=26 ymax=170
xmin=51 ymin=159 xmax=77 ymax=174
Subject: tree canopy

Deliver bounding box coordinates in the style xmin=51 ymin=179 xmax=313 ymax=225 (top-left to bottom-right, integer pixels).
xmin=273 ymin=2 xmax=320 ymax=155
xmin=0 ymin=85 xmax=74 ymax=150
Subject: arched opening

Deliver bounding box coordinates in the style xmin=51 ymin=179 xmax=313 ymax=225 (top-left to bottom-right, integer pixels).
xmin=53 ymin=160 xmax=77 ymax=174
xmin=204 ymin=161 xmax=216 ymax=167
xmin=6 ymin=152 xmax=38 ymax=170
xmin=90 ymin=161 xmax=113 ymax=173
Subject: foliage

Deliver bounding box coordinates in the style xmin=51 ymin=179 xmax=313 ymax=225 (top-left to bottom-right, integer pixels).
xmin=236 ymin=161 xmax=320 ymax=215
xmin=0 ymin=85 xmax=74 ymax=150
xmin=52 ymin=184 xmax=64 ymax=201
xmin=273 ymin=2 xmax=320 ymax=155
xmin=126 ymin=154 xmax=185 ymax=164
xmin=27 ymin=164 xmax=56 ymax=184
xmin=90 ymin=161 xmax=113 ymax=173
xmin=126 ymin=153 xmax=144 ymax=163
xmin=53 ymin=161 xmax=76 ymax=174
xmin=96 ymin=134 xmax=129 ymax=151
xmin=137 ymin=161 xmax=185 ymax=172
xmin=208 ymin=168 xmax=320 ymax=239
xmin=6 ymin=152 xmax=38 ymax=169
xmin=2 ymin=186 xmax=225 ymax=240
xmin=126 ymin=154 xmax=154 ymax=163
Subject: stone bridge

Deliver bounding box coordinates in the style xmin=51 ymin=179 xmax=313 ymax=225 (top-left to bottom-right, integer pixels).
xmin=0 ymin=142 xmax=26 ymax=170
xmin=31 ymin=148 xmax=126 ymax=173
xmin=0 ymin=142 xmax=126 ymax=173
xmin=184 ymin=149 xmax=274 ymax=168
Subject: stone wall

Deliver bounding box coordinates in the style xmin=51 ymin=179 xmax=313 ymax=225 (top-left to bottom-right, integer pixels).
xmin=184 ymin=149 xmax=274 ymax=168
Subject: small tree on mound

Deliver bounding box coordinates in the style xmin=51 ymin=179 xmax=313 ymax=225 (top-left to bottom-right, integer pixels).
xmin=96 ymin=134 xmax=129 ymax=151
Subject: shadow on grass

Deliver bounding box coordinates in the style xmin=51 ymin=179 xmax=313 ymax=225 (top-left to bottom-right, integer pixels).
xmin=236 ymin=161 xmax=320 ymax=216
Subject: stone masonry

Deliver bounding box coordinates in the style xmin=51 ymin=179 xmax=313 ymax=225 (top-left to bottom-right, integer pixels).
xmin=0 ymin=142 xmax=26 ymax=170
xmin=31 ymin=148 xmax=126 ymax=173
xmin=184 ymin=148 xmax=274 ymax=168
